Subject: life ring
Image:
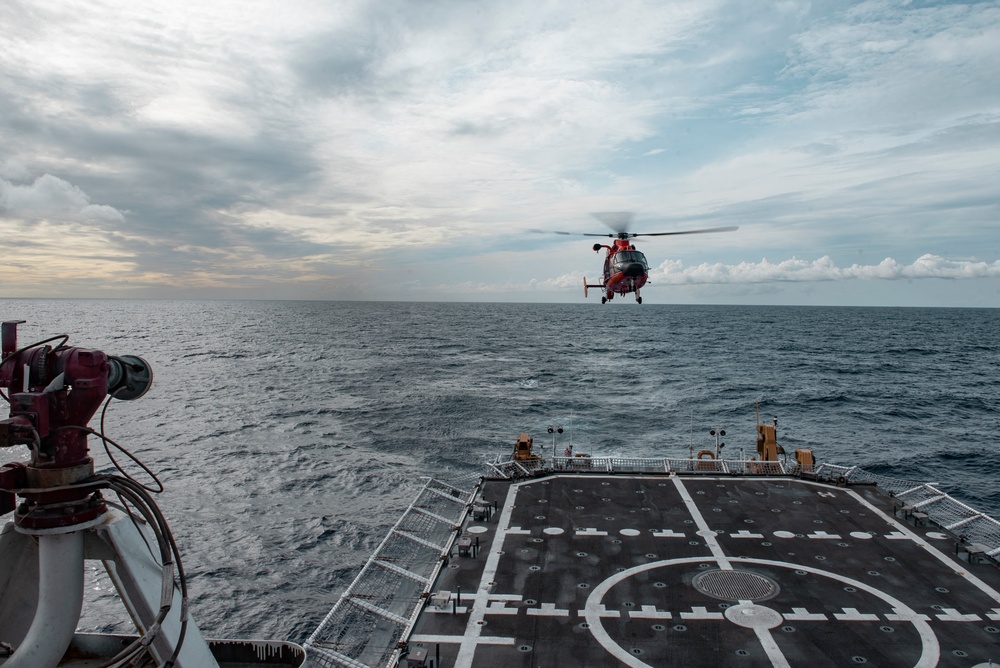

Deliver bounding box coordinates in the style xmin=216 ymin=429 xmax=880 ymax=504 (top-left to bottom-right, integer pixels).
xmin=697 ymin=450 xmax=716 ymax=460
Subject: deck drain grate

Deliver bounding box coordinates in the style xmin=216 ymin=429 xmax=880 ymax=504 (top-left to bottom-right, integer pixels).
xmin=692 ymin=569 xmax=779 ymax=602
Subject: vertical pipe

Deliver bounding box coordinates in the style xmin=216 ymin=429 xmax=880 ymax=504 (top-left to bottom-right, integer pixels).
xmin=6 ymin=531 xmax=85 ymax=668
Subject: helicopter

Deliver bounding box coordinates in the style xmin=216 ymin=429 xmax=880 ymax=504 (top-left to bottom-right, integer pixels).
xmin=536 ymin=213 xmax=738 ymax=304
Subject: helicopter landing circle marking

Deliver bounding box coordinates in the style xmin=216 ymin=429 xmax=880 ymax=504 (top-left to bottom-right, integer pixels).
xmin=582 ymin=556 xmax=940 ymax=668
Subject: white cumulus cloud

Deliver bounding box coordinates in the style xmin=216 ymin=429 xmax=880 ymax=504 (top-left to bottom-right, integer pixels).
xmin=650 ymin=254 xmax=1000 ymax=284
xmin=0 ymin=174 xmax=124 ymax=224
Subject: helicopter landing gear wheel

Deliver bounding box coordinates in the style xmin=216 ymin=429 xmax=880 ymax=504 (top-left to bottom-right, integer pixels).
xmin=601 ymin=296 xmax=607 ymax=304
xmin=637 ymin=296 xmax=642 ymax=304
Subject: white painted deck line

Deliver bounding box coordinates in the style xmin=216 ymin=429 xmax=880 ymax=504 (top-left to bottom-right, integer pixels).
xmin=807 ymin=531 xmax=842 ymax=539
xmin=833 ymin=608 xmax=879 ymax=621
xmin=935 ymin=608 xmax=982 ymax=621
xmin=409 ymin=634 xmax=516 ymax=645
xmin=629 ymin=605 xmax=672 ymax=620
xmin=453 ymin=482 xmax=520 ymax=668
xmin=484 ymin=601 xmax=518 ymax=615
xmin=680 ymin=606 xmax=724 ymax=620
xmin=672 ymin=476 xmax=732 ymax=569
xmin=753 ymin=625 xmax=792 ymax=668
xmin=885 ymin=608 xmax=931 ymax=622
xmin=487 ymin=594 xmax=523 ymax=601
xmin=526 ymin=603 xmax=569 ymax=617
xmin=652 ymin=529 xmax=686 ymax=538
xmin=782 ymin=608 xmax=828 ymax=621
xmin=731 ymin=530 xmax=764 ymax=538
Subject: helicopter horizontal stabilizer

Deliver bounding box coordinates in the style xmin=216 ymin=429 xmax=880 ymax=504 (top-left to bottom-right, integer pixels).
xmin=583 ymin=278 xmax=605 ymax=298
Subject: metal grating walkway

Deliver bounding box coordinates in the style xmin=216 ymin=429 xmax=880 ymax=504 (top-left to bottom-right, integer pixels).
xmin=304 ymin=477 xmax=474 ymax=668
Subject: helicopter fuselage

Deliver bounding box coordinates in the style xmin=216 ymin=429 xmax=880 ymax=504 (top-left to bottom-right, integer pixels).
xmin=585 ymin=239 xmax=649 ymax=303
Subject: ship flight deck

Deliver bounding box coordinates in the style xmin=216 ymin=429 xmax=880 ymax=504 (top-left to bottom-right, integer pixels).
xmin=403 ymin=473 xmax=1000 ymax=667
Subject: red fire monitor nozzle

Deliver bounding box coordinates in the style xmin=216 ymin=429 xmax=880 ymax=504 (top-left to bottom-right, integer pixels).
xmin=0 ymin=320 xmax=153 ymax=530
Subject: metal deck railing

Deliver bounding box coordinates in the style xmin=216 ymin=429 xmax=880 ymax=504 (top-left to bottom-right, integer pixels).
xmin=487 ymin=454 xmax=792 ymax=478
xmin=818 ymin=463 xmax=1000 ymax=557
xmin=303 ymin=478 xmax=474 ymax=668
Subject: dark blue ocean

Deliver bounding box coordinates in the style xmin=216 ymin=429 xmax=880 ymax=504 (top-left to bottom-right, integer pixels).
xmin=1 ymin=300 xmax=998 ymax=646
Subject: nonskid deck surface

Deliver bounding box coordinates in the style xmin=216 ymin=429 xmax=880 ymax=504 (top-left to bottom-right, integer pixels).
xmin=405 ymin=474 xmax=1000 ymax=667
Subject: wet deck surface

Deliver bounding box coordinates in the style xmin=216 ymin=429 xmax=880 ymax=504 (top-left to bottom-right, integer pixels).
xmin=405 ymin=473 xmax=1000 ymax=667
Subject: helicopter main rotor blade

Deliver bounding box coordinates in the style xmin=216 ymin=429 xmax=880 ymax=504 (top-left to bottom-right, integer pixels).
xmin=634 ymin=225 xmax=739 ymax=237
xmin=528 ymin=224 xmax=738 ymax=238
xmin=528 ymin=229 xmax=619 ymax=237
xmin=591 ymin=211 xmax=634 ymax=235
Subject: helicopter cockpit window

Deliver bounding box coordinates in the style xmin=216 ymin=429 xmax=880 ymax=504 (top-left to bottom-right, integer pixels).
xmin=612 ymin=250 xmax=648 ymax=270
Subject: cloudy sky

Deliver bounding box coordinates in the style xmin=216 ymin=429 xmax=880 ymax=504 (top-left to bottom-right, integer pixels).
xmin=1 ymin=0 xmax=998 ymax=306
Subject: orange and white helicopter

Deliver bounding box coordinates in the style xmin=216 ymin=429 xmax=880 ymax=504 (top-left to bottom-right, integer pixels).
xmin=537 ymin=213 xmax=737 ymax=304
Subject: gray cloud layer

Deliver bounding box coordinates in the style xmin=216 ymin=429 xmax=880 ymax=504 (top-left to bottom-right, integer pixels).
xmin=1 ymin=0 xmax=998 ymax=303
